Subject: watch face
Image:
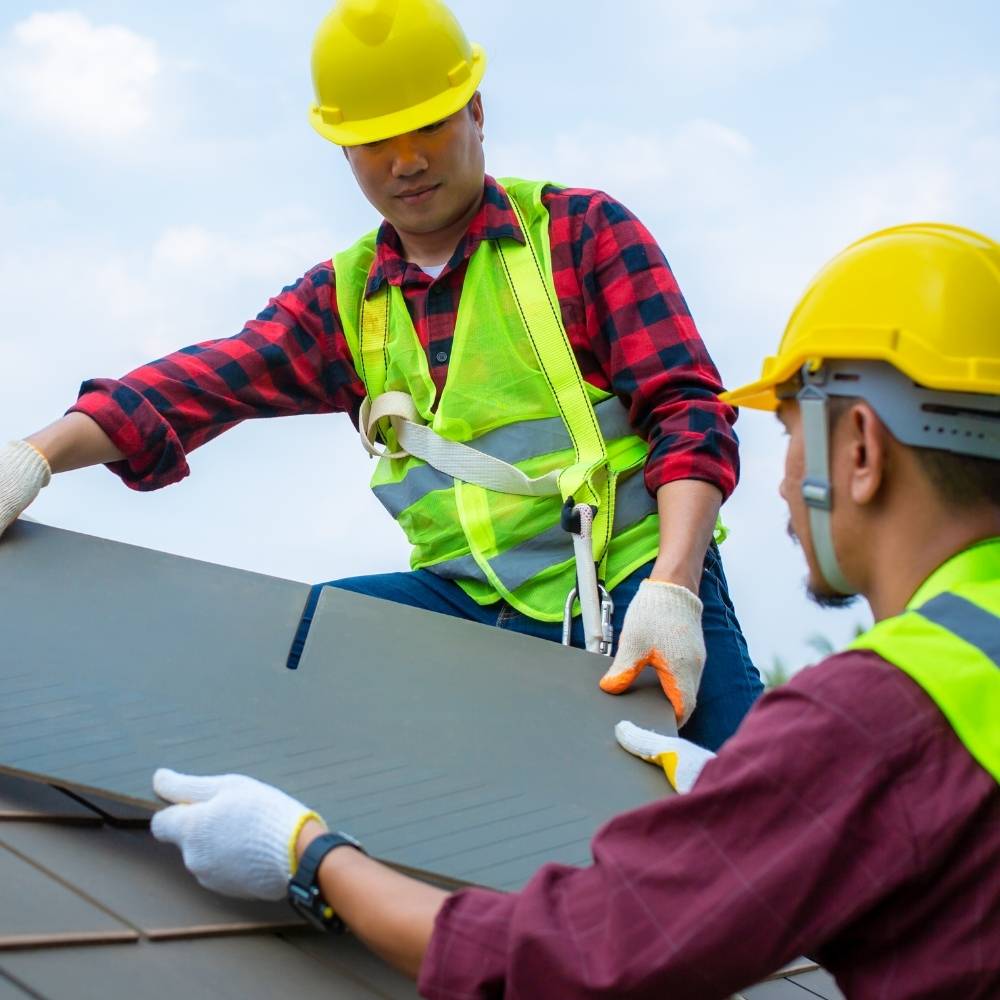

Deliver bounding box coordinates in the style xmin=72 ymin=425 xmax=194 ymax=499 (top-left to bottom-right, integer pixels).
xmin=288 ymin=882 xmax=328 ymax=930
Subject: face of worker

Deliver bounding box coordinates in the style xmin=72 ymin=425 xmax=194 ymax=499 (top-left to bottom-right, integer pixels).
xmin=777 ymin=402 xmax=857 ymax=609
xmin=343 ymin=94 xmax=486 ymax=239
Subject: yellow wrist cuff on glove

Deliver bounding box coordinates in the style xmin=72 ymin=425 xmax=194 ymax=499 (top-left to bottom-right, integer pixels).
xmin=288 ymin=811 xmax=325 ymax=876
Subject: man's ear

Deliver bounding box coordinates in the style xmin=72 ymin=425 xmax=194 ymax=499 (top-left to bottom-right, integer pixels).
xmin=843 ymin=402 xmax=888 ymax=506
xmin=469 ymin=91 xmax=484 ymax=140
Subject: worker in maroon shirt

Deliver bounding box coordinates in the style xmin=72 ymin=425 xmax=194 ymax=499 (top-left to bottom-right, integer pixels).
xmin=0 ymin=0 xmax=761 ymax=750
xmin=149 ymin=223 xmax=1000 ymax=998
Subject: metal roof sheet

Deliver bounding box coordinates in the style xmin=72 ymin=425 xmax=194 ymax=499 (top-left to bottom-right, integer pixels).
xmin=0 ymin=519 xmax=673 ymax=890
xmin=0 ymin=822 xmax=303 ymax=940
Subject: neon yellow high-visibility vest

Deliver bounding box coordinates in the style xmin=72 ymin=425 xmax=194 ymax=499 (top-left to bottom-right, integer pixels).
xmin=334 ymin=177 xmax=662 ymax=621
xmin=850 ymin=537 xmax=1000 ymax=783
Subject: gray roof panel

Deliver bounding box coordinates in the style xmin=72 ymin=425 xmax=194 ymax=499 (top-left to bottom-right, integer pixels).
xmin=740 ymin=978 xmax=818 ymax=998
xmin=786 ymin=969 xmax=845 ymax=999
xmin=283 ymin=930 xmax=420 ymax=999
xmin=0 ymin=971 xmax=35 ymax=998
xmin=0 ymin=823 xmax=303 ymax=939
xmin=0 ymin=521 xmax=674 ymax=890
xmin=1 ymin=937 xmax=385 ymax=1000
xmin=0 ymin=842 xmax=137 ymax=949
xmin=0 ymin=774 xmax=99 ymax=824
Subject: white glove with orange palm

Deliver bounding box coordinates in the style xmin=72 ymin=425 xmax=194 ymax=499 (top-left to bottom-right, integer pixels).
xmin=599 ymin=580 xmax=705 ymax=728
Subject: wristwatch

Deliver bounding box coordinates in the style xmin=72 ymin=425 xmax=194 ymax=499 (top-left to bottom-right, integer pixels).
xmin=287 ymin=830 xmax=365 ymax=931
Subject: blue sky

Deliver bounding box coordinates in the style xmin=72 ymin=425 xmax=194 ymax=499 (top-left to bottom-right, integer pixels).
xmin=2 ymin=1 xmax=998 ymax=675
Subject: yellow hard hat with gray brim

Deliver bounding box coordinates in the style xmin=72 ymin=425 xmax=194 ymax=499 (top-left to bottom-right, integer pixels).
xmin=309 ymin=0 xmax=486 ymax=147
xmin=721 ymin=223 xmax=1000 ymax=596
xmin=722 ymin=223 xmax=1000 ymax=412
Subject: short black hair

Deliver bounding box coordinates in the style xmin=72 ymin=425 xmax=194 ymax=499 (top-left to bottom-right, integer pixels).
xmin=828 ymin=396 xmax=1000 ymax=509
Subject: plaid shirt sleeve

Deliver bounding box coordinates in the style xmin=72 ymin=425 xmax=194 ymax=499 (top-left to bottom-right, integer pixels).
xmin=544 ymin=187 xmax=740 ymax=500
xmin=70 ymin=262 xmax=365 ymax=490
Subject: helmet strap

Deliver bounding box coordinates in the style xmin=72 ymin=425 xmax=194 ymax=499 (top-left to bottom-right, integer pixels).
xmin=797 ymin=365 xmax=857 ymax=595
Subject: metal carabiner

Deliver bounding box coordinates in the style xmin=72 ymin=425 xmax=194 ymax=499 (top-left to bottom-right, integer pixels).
xmin=562 ymin=582 xmax=614 ymax=656
xmin=562 ymin=586 xmax=578 ymax=646
xmin=598 ymin=584 xmax=614 ymax=656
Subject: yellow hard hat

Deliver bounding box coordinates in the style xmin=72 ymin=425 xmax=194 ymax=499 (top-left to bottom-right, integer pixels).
xmin=722 ymin=223 xmax=1000 ymax=411
xmin=308 ymin=0 xmax=486 ymax=147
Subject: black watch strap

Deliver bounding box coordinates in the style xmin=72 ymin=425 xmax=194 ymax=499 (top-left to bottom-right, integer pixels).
xmin=287 ymin=831 xmax=365 ymax=932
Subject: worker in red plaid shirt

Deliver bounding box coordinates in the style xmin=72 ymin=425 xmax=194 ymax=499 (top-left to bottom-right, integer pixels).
xmin=0 ymin=0 xmax=761 ymax=750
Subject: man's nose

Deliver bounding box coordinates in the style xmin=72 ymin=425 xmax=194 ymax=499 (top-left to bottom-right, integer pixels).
xmin=389 ymin=134 xmax=429 ymax=177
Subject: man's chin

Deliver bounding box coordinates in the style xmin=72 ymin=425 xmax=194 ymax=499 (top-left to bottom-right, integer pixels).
xmin=805 ymin=576 xmax=860 ymax=610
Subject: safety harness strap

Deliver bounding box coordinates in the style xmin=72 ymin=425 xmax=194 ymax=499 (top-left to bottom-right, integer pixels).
xmin=359 ymin=391 xmax=563 ymax=497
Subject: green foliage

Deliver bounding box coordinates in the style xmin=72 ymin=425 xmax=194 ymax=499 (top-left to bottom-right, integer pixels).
xmin=763 ymin=623 xmax=867 ymax=689
xmin=762 ymin=657 xmax=792 ymax=690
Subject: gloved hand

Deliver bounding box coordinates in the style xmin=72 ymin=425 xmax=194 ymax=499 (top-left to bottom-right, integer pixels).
xmin=151 ymin=768 xmax=324 ymax=900
xmin=614 ymin=720 xmax=716 ymax=793
xmin=0 ymin=440 xmax=51 ymax=539
xmin=599 ymin=580 xmax=706 ymax=727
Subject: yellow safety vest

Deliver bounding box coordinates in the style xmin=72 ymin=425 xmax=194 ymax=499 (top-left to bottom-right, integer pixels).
xmin=334 ymin=177 xmax=662 ymax=621
xmin=850 ymin=537 xmax=1000 ymax=783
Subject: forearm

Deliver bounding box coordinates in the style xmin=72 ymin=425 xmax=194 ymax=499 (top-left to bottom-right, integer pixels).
xmin=297 ymin=821 xmax=447 ymax=979
xmin=58 ymin=263 xmax=359 ymax=491
xmin=26 ymin=412 xmax=124 ymax=473
xmin=650 ymin=479 xmax=722 ymax=592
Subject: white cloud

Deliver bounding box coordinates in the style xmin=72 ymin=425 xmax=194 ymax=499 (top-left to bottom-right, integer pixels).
xmin=638 ymin=0 xmax=834 ymax=81
xmin=0 ymin=11 xmax=161 ymax=141
xmin=150 ymin=224 xmax=321 ymax=283
xmin=0 ymin=213 xmax=340 ymax=410
xmin=491 ymin=118 xmax=754 ymax=214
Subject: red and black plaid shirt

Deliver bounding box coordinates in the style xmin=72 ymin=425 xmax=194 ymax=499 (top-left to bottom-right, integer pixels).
xmin=71 ymin=176 xmax=739 ymax=499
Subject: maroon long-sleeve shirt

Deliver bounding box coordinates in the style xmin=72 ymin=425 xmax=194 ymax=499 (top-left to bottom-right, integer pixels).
xmin=69 ymin=177 xmax=739 ymax=502
xmin=419 ymin=651 xmax=1000 ymax=999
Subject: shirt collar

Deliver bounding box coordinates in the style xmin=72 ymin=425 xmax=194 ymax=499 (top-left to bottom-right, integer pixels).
xmin=366 ymin=175 xmax=525 ymax=297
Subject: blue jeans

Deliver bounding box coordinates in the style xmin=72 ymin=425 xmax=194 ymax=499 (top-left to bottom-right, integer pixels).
xmin=288 ymin=543 xmax=762 ymax=751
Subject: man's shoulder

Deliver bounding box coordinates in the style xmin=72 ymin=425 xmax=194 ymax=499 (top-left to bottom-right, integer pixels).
xmin=784 ymin=647 xmax=935 ymax=714
xmin=786 ymin=647 xmax=905 ymax=694
xmin=282 ymin=258 xmax=335 ymax=290
xmin=541 ymin=182 xmax=634 ymax=221
xmin=304 ymin=259 xmax=335 ymax=281
xmin=775 ymin=648 xmax=966 ymax=758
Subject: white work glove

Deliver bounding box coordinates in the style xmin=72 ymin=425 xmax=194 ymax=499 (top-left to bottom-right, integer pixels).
xmin=599 ymin=580 xmax=706 ymax=728
xmin=615 ymin=721 xmax=716 ymax=793
xmin=0 ymin=440 xmax=51 ymax=539
xmin=151 ymin=768 xmax=324 ymax=900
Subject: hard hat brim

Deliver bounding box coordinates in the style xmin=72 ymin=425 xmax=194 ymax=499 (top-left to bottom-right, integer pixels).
xmin=718 ymin=379 xmax=780 ymax=411
xmin=721 ymin=324 xmax=1000 ymax=410
xmin=310 ymin=44 xmax=486 ymax=147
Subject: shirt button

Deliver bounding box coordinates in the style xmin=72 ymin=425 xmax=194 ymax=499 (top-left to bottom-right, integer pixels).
xmin=435 ymin=351 xmax=448 ymax=363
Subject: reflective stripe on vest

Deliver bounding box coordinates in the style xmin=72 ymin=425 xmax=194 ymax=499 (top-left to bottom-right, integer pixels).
xmin=428 ymin=465 xmax=656 ymax=590
xmin=917 ymin=593 xmax=1000 ymax=667
xmin=850 ymin=537 xmax=1000 ymax=783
